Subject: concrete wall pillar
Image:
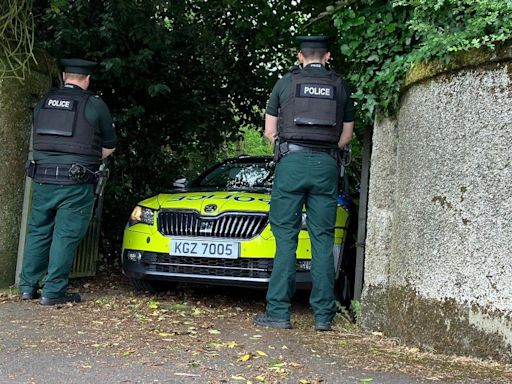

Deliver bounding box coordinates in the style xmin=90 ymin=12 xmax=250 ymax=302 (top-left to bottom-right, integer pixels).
xmin=362 ymin=44 xmax=512 ymax=361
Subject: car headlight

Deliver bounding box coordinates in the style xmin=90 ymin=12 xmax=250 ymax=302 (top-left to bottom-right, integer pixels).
xmin=129 ymin=206 xmax=155 ymax=226
xmin=301 ymin=213 xmax=307 ymax=230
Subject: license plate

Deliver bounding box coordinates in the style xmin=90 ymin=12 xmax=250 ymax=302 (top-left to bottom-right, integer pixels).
xmin=170 ymin=238 xmax=239 ymax=259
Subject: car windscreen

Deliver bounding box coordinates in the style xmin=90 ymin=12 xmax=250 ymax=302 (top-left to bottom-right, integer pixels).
xmin=192 ymin=160 xmax=274 ymax=190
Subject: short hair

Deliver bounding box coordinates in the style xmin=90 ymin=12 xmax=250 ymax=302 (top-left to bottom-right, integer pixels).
xmin=64 ymin=72 xmax=88 ymax=81
xmin=301 ymin=48 xmax=328 ymax=60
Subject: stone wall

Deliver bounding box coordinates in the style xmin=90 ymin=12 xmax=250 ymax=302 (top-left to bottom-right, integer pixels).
xmin=362 ymin=44 xmax=512 ymax=361
xmin=0 ymin=54 xmax=55 ymax=287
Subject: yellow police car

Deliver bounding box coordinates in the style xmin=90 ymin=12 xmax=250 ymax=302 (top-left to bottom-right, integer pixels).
xmin=122 ymin=155 xmax=352 ymax=297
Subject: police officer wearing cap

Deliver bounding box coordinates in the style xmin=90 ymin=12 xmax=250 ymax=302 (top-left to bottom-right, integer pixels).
xmin=254 ymin=36 xmax=355 ymax=331
xmin=18 ymin=58 xmax=117 ymax=305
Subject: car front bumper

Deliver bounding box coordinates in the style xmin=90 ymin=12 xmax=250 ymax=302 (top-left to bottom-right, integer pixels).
xmin=122 ymin=249 xmax=313 ymax=289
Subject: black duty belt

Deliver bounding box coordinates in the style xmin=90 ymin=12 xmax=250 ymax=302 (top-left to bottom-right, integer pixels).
xmin=26 ymin=162 xmax=99 ymax=185
xmin=278 ymin=143 xmax=337 ymax=160
xmin=274 ymin=140 xmax=339 ymax=163
xmin=287 ymin=143 xmax=336 ymax=155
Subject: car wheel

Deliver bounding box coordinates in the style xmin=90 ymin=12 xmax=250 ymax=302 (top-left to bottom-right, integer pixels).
xmin=129 ymin=278 xmax=170 ymax=293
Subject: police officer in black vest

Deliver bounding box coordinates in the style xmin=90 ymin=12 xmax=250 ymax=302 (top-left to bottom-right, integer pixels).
xmin=254 ymin=36 xmax=355 ymax=331
xmin=19 ymin=59 xmax=117 ymax=305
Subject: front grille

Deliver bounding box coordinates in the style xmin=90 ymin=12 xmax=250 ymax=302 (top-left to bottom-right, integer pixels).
xmin=142 ymin=253 xmax=273 ymax=279
xmin=158 ymin=210 xmax=268 ymax=239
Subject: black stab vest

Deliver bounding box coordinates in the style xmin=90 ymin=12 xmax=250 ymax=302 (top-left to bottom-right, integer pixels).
xmin=33 ymin=88 xmax=102 ymax=157
xmin=279 ymin=66 xmax=345 ymax=148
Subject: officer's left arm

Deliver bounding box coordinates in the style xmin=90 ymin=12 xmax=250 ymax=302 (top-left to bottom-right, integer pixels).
xmin=338 ymin=80 xmax=356 ymax=148
xmin=264 ymin=114 xmax=278 ymax=145
xmin=102 ymin=148 xmax=115 ymax=159
xmin=338 ymin=121 xmax=354 ymax=148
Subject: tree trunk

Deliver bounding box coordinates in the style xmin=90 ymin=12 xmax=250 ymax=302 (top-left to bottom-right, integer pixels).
xmin=0 ymin=52 xmax=56 ymax=287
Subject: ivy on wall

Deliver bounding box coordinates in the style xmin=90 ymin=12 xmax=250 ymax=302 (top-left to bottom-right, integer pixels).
xmin=397 ymin=0 xmax=512 ymax=60
xmin=331 ymin=0 xmax=512 ymax=126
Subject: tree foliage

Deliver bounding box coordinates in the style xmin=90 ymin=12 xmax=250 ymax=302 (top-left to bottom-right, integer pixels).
xmin=332 ymin=1 xmax=415 ymax=126
xmin=32 ymin=0 xmax=332 ymax=259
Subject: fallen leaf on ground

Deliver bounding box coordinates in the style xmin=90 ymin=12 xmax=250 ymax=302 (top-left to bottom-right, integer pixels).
xmin=174 ymin=372 xmax=201 ymax=377
xmin=239 ymin=354 xmax=251 ymax=362
xmin=269 ymin=367 xmax=287 ymax=374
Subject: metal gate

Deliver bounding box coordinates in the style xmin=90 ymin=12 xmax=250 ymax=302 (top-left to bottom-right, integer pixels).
xmin=16 ymin=180 xmax=104 ymax=283
xmin=70 ymin=197 xmax=103 ymax=277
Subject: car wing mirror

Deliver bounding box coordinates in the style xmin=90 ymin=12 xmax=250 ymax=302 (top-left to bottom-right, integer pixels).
xmin=173 ymin=177 xmax=187 ymax=188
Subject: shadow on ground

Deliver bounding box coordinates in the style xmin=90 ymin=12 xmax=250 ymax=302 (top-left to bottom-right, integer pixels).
xmin=0 ymin=274 xmax=511 ymax=383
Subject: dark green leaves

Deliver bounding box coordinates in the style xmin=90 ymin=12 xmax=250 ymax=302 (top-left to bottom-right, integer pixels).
xmin=50 ymin=0 xmax=68 ymax=14
xmin=148 ymin=84 xmax=171 ymax=97
xmin=332 ymin=1 xmax=415 ymax=124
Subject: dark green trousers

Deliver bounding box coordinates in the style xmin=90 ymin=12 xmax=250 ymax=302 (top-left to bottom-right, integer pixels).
xmin=19 ymin=182 xmax=94 ymax=298
xmin=266 ymin=151 xmax=338 ymax=323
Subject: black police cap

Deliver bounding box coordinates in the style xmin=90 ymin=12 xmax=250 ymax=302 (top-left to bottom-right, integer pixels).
xmin=296 ymin=35 xmax=333 ymax=50
xmin=60 ymin=58 xmax=97 ymax=75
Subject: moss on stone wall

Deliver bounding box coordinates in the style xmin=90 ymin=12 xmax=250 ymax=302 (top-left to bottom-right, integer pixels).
xmin=0 ymin=51 xmax=56 ymax=287
xmin=404 ymin=42 xmax=512 ymax=90
xmin=362 ymin=285 xmax=512 ymax=362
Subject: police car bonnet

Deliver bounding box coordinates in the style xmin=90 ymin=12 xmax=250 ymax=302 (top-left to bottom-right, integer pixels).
xmin=60 ymin=58 xmax=97 ymax=75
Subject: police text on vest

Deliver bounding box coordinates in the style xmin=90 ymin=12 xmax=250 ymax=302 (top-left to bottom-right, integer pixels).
xmin=47 ymin=99 xmax=71 ymax=109
xmin=304 ymin=86 xmax=330 ymax=96
xmin=299 ymin=84 xmax=335 ymax=99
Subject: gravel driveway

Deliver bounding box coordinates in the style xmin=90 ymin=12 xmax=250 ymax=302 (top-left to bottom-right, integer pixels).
xmin=1 ymin=277 xmax=510 ymax=383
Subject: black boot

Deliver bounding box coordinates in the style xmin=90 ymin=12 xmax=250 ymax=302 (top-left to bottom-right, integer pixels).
xmin=39 ymin=293 xmax=81 ymax=306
